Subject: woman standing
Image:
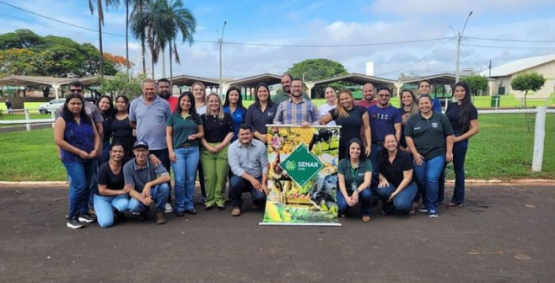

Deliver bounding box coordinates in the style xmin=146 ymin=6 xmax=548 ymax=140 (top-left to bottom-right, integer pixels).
xmin=244 ymin=83 xmax=277 ymax=144
xmin=192 ymin=81 xmax=207 ymax=202
xmin=320 ymin=89 xmax=371 ymax=159
xmin=223 ymin=87 xmax=247 ymax=142
xmin=166 ymin=92 xmax=204 ymax=217
xmin=319 ymin=87 xmax=337 ymax=126
xmin=399 ymin=89 xmax=419 ymax=150
xmin=200 ymin=93 xmax=234 ymax=210
xmin=405 ymin=96 xmax=454 ymax=218
xmin=54 ymin=94 xmax=100 ymax=229
xmin=96 ymin=95 xmax=115 ymax=165
xmin=337 ymin=139 xmax=373 ymax=222
xmin=110 ymin=95 xmax=135 ymax=162
xmin=375 ymin=134 xmax=417 ymax=215
xmin=94 ymin=143 xmax=131 ymax=228
xmin=444 ymin=82 xmax=479 ymax=208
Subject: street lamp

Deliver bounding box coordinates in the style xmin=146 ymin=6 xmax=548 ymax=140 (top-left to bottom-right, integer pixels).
xmin=454 ymin=11 xmax=473 ymax=83
xmin=218 ymin=21 xmax=227 ymax=96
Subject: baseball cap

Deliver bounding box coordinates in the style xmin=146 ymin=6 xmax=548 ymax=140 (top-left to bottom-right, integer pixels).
xmin=133 ymin=140 xmax=149 ymax=150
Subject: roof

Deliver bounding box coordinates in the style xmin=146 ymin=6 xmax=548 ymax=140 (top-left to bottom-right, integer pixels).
xmin=312 ymin=73 xmax=396 ymax=86
xmin=0 ymin=75 xmax=114 ymax=87
xmin=170 ymin=74 xmax=221 ymax=87
xmin=228 ymin=73 xmax=281 ymax=87
xmin=402 ymin=73 xmax=457 ymax=85
xmin=479 ymin=54 xmax=555 ymax=77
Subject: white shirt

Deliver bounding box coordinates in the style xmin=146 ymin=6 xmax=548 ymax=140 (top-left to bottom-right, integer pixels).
xmin=319 ymin=103 xmax=336 ymax=126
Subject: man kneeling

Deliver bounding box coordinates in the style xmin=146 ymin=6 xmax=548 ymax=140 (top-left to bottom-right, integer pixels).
xmin=124 ymin=140 xmax=170 ymax=224
xmin=228 ymin=124 xmax=269 ymax=216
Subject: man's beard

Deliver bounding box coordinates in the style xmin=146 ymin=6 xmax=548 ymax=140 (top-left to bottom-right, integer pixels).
xmin=159 ymin=91 xmax=171 ymax=100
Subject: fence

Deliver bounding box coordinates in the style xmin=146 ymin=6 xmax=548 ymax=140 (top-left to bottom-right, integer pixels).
xmin=0 ymin=108 xmax=55 ymax=131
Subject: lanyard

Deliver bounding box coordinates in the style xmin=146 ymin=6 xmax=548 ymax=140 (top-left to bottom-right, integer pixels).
xmin=350 ymin=166 xmax=359 ymax=191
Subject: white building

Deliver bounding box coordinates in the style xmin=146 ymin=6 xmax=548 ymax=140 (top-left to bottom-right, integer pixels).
xmin=480 ymin=54 xmax=555 ymax=98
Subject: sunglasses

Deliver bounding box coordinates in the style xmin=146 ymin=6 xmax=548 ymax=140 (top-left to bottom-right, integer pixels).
xmin=70 ymin=89 xmax=83 ymax=92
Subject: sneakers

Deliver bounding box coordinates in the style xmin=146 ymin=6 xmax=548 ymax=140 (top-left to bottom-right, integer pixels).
xmin=446 ymin=202 xmax=463 ymax=208
xmin=78 ymin=213 xmax=96 ymax=223
xmin=155 ymin=211 xmax=167 ymax=225
xmin=428 ymin=210 xmax=439 ymax=218
xmin=361 ymin=215 xmax=372 ymax=223
xmin=67 ymin=217 xmax=85 ymax=229
xmin=164 ymin=203 xmax=173 ymax=213
xmin=231 ymin=207 xmax=241 ymax=217
xmin=418 ymin=206 xmax=427 ymax=213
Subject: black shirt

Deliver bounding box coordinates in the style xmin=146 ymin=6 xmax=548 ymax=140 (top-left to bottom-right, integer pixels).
xmin=96 ymin=162 xmax=125 ymax=195
xmin=245 ymin=103 xmax=278 ymax=136
xmin=101 ymin=113 xmax=112 ymax=142
xmin=330 ymin=105 xmax=367 ymax=148
xmin=201 ymin=112 xmax=234 ymax=143
xmin=398 ymin=108 xmax=409 ymax=148
xmin=405 ymin=112 xmax=453 ymax=160
xmin=445 ymin=102 xmax=478 ymax=133
xmin=379 ymin=150 xmax=413 ymax=188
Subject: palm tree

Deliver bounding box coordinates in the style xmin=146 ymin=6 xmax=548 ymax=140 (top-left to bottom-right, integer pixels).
xmin=88 ymin=0 xmax=120 ymax=82
xmin=130 ymin=0 xmax=149 ymax=76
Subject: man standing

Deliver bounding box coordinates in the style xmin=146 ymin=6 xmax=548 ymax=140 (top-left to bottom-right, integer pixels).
xmin=356 ymin=83 xmax=378 ymax=108
xmin=273 ymin=74 xmax=311 ymax=104
xmin=368 ymin=87 xmax=402 ymax=191
xmin=157 ymin=78 xmax=178 ymax=112
xmin=228 ymin=124 xmax=268 ymax=216
xmin=129 ymin=79 xmax=173 ymax=213
xmin=56 ymin=81 xmax=104 ymax=218
xmin=418 ymin=79 xmax=442 ymax=113
xmin=124 ymin=140 xmax=170 ymax=224
xmin=273 ymin=78 xmax=319 ymax=126
xmin=5 ymin=99 xmax=13 ymax=115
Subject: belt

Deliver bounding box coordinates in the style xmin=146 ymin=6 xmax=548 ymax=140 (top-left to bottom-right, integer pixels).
xmin=182 ymin=143 xmax=191 ymax=148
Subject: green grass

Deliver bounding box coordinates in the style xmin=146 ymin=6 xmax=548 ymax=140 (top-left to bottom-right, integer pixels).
xmin=0 ymin=113 xmax=553 ymax=181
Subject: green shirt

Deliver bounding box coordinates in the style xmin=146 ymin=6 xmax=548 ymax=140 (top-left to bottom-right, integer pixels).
xmin=404 ymin=112 xmax=453 ymax=160
xmin=166 ymin=113 xmax=203 ymax=147
xmin=338 ymin=159 xmax=372 ymax=192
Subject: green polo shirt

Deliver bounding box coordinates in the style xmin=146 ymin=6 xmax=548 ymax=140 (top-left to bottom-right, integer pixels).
xmin=405 ymin=112 xmax=453 ymax=160
xmin=166 ymin=113 xmax=203 ymax=147
xmin=338 ymin=159 xmax=372 ymax=192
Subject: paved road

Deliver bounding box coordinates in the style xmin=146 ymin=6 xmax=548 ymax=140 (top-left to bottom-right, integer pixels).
xmin=0 ymin=184 xmax=553 ymax=282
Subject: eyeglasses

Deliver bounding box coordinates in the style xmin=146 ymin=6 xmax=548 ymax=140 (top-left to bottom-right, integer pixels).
xmin=70 ymin=89 xmax=83 ymax=92
xmin=291 ymin=86 xmax=303 ymax=89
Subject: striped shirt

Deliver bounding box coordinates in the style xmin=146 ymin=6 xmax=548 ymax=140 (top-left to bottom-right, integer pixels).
xmin=273 ymin=98 xmax=319 ymax=125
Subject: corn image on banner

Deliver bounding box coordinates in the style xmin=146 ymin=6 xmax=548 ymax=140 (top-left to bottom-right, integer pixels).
xmin=260 ymin=125 xmax=342 ymax=226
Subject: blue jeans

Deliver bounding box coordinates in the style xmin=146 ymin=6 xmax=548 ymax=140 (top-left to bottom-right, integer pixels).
xmin=150 ymin=149 xmax=172 ymax=202
xmin=128 ymin=183 xmax=170 ymax=213
xmin=229 ymin=175 xmax=266 ymax=208
xmin=369 ymin=143 xmax=382 ymax=190
xmin=413 ymin=154 xmax=445 ymax=213
xmin=451 ymin=136 xmax=469 ymax=204
xmin=100 ymin=140 xmax=110 ymax=166
xmin=336 ymin=188 xmax=372 ymax=216
xmin=172 ymin=147 xmax=200 ymax=212
xmin=93 ymin=194 xmax=129 ymax=228
xmin=375 ymin=182 xmax=418 ymax=214
xmin=63 ymin=160 xmax=95 ymax=219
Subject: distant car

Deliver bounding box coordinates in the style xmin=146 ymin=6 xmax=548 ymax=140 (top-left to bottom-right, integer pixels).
xmin=39 ymin=99 xmax=65 ymax=114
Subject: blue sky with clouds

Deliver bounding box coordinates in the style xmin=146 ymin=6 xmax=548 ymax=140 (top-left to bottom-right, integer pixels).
xmin=1 ymin=0 xmax=554 ymax=79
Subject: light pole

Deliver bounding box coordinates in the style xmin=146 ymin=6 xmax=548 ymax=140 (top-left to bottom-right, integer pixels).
xmin=218 ymin=21 xmax=227 ymax=96
xmin=454 ymin=11 xmax=473 ymax=83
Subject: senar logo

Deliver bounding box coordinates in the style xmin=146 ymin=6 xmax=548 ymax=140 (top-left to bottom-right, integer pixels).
xmin=285 ymin=160 xmax=296 ymax=171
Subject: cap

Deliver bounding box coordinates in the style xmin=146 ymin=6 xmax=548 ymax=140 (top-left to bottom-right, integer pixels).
xmin=133 ymin=140 xmax=149 ymax=150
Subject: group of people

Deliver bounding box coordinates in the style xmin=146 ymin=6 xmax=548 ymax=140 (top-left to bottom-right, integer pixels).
xmin=54 ymin=75 xmax=478 ymax=229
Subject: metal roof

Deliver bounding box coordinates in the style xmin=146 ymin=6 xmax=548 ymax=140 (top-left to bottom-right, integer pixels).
xmin=479 ymin=54 xmax=555 ymax=78
xmin=402 ymin=73 xmax=457 ymax=85
xmin=312 ymin=73 xmax=396 ymax=86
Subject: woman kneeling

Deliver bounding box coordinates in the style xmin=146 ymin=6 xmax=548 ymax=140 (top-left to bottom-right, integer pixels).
xmin=94 ymin=143 xmax=132 ymax=228
xmin=375 ymin=134 xmax=417 ymax=215
xmin=337 ymin=139 xmax=373 ymax=222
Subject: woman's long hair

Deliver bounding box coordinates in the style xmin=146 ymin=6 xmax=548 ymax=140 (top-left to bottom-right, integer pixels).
xmin=223 ymin=86 xmax=246 ymax=111
xmin=400 ymin=89 xmax=419 ymax=118
xmin=62 ymin=93 xmax=91 ymax=124
xmin=115 ymin=95 xmax=130 ymax=114
xmin=254 ymin=82 xmax=274 ymax=108
xmin=191 ymin=81 xmax=206 ymax=104
xmin=206 ymin=93 xmax=225 ymax=119
xmin=334 ymin=89 xmax=354 ymax=118
xmin=175 ymin=91 xmax=200 ymax=123
xmin=96 ymin=95 xmax=115 ymax=122
xmin=345 ymin=138 xmax=366 ymax=161
xmin=453 ymin=81 xmax=473 ymax=133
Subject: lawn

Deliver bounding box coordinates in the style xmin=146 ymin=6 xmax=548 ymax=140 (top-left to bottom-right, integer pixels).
xmin=0 ymin=113 xmax=553 ymax=182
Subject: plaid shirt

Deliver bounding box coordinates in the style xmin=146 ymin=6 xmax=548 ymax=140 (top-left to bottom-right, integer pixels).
xmin=273 ymin=98 xmax=319 ymax=125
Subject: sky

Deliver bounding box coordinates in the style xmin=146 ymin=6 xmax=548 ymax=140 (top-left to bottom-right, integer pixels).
xmin=0 ymin=0 xmax=554 ymax=80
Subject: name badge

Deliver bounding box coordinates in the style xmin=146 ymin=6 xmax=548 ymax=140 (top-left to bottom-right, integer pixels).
xmin=432 ymin=122 xmax=438 ymax=128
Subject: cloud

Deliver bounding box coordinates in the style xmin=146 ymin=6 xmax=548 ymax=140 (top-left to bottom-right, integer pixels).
xmin=368 ymin=0 xmax=553 ymax=15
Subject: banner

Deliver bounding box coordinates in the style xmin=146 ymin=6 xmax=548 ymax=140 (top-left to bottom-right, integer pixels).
xmin=260 ymin=125 xmax=341 ymax=226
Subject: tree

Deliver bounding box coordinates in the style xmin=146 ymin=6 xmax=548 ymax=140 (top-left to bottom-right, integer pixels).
xmin=511 ymin=72 xmax=546 ymax=107
xmin=88 ymin=0 xmax=120 ymax=83
xmin=0 ymin=29 xmax=43 ymax=50
xmin=461 ymin=75 xmax=488 ymax=96
xmin=100 ymin=72 xmax=145 ymax=98
xmin=287 ymin=59 xmax=348 ymax=98
xmin=130 ymin=0 xmax=151 ymax=76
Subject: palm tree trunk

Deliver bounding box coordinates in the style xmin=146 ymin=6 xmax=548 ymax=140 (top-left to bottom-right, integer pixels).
xmin=98 ymin=11 xmax=104 ymax=85
xmin=141 ymin=38 xmax=146 ymax=75
xmin=161 ymin=47 xmax=166 ymax=78
xmin=169 ymin=45 xmax=173 ymax=87
xmin=151 ymin=58 xmax=155 ymax=79
xmin=125 ymin=0 xmax=130 ymax=81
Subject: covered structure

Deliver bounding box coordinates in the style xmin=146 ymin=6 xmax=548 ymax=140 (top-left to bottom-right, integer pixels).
xmin=228 ymin=73 xmax=281 ymax=99
xmin=400 ymin=73 xmax=457 ymax=97
xmin=0 ymin=75 xmax=112 ymax=99
xmin=311 ymin=73 xmax=396 ymax=98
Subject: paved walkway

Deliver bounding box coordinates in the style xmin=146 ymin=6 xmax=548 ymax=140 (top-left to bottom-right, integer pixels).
xmin=0 ymin=183 xmax=553 ymax=282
